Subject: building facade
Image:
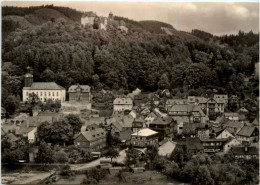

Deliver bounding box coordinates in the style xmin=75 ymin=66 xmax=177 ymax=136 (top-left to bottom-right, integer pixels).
xmin=68 ymin=84 xmax=91 ymax=101
xmin=130 ymin=128 xmax=159 ymax=147
xmin=113 ymin=97 xmax=133 ymax=112
xmin=74 ymin=128 xmax=106 ymax=152
xmin=22 ymin=72 xmax=65 ymax=102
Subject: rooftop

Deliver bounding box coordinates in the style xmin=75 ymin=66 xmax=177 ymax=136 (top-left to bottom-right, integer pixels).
xmin=186 ymin=137 xmax=203 ymax=150
xmin=131 ymin=128 xmax=158 ymax=137
xmin=24 ymin=82 xmax=65 ymax=90
xmin=76 ymin=128 xmax=106 ymax=142
xmin=113 ymin=97 xmax=133 ymax=105
xmin=231 ymin=146 xmax=258 ymax=155
xmin=237 ymin=126 xmax=258 ymax=137
xmin=68 ymin=84 xmax=90 ymax=93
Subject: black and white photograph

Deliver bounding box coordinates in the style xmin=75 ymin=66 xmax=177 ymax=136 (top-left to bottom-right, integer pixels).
xmin=1 ymin=1 xmax=259 ymax=184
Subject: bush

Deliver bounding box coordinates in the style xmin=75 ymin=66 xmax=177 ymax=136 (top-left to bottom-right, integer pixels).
xmin=60 ymin=165 xmax=72 ymax=177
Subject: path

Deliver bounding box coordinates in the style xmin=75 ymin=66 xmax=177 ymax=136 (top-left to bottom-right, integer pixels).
xmin=70 ymin=149 xmax=126 ymax=171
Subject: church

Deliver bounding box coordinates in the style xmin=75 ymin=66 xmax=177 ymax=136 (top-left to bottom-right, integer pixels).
xmin=22 ymin=70 xmax=66 ymax=102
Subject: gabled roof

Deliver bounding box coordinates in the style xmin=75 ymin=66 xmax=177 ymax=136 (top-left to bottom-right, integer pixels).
xmin=113 ymin=98 xmax=133 ymax=105
xmin=5 ymin=133 xmax=18 ymax=142
xmin=25 ymin=82 xmax=65 ymax=90
xmin=186 ymin=137 xmax=203 ymax=150
xmin=231 ymin=146 xmax=258 ymax=155
xmin=238 ymin=107 xmax=249 ymax=112
xmin=237 ymin=126 xmax=258 ymax=137
xmin=68 ymin=84 xmax=90 ymax=93
xmin=252 ymin=117 xmax=259 ymax=126
xmin=150 ymin=116 xmax=172 ymax=125
xmin=131 ymin=128 xmax=158 ymax=137
xmin=169 ymin=104 xmax=205 ymax=116
xmin=75 ymin=128 xmax=106 ymax=142
xmin=197 ymin=97 xmax=208 ymax=104
xmin=146 ymin=112 xmax=157 ymax=119
xmin=214 ymin=94 xmax=228 ymax=99
xmin=119 ymin=129 xmax=133 ymax=141
xmin=166 ymin=99 xmax=187 ymax=105
xmin=224 ymin=112 xmax=239 ymax=117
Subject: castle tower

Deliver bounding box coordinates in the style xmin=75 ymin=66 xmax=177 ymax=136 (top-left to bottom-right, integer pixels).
xmin=108 ymin=12 xmax=114 ymax=20
xmin=24 ymin=67 xmax=33 ymax=87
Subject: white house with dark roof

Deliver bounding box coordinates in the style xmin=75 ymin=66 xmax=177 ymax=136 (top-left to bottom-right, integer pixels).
xmin=22 ymin=71 xmax=65 ymax=102
xmin=131 ymin=128 xmax=159 ymax=147
xmin=214 ymin=94 xmax=228 ymax=107
xmin=68 ymin=84 xmax=91 ymax=101
xmin=236 ymin=126 xmax=259 ymax=144
xmin=113 ymin=97 xmax=133 ymax=112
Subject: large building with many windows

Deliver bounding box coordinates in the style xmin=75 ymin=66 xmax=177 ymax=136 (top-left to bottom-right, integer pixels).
xmin=22 ymin=72 xmax=66 ymax=102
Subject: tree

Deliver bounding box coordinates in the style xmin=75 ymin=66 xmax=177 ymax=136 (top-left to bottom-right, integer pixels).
xmin=40 ymin=68 xmax=55 ymax=82
xmin=1 ymin=139 xmax=11 ymax=152
xmin=35 ymin=141 xmax=54 ymax=164
xmin=125 ymin=146 xmax=139 ymax=167
xmin=192 ymin=165 xmax=214 ymax=185
xmin=53 ymin=151 xmax=68 ymax=163
xmin=144 ymin=145 xmax=158 ymax=163
xmin=87 ymin=168 xmax=106 ymax=182
xmin=3 ymin=95 xmax=20 ymax=115
xmin=51 ymin=120 xmax=74 ymax=145
xmin=60 ymin=165 xmax=72 ymax=176
xmin=65 ymin=114 xmax=83 ymax=135
xmin=157 ymin=73 xmax=170 ymax=89
xmin=37 ymin=121 xmax=53 ymax=143
xmin=105 ymin=147 xmax=119 ymax=162
xmin=162 ymin=161 xmax=180 ymax=179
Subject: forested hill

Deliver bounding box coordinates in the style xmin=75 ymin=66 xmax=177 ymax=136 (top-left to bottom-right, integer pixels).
xmin=2 ymin=5 xmax=259 ymax=106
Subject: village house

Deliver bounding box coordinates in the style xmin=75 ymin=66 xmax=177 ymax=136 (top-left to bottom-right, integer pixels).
xmin=149 ymin=116 xmax=174 ymax=141
xmin=107 ymin=116 xmax=133 ymax=136
xmin=158 ymin=140 xmax=177 ymax=157
xmin=113 ymin=97 xmax=133 ymax=112
xmin=216 ymin=128 xmax=235 ymax=139
xmin=6 ymin=113 xmax=30 ymax=126
xmin=186 ymin=137 xmax=204 ymax=156
xmin=165 ymin=99 xmax=187 ymax=111
xmin=182 ymin=122 xmax=197 ymax=138
xmin=168 ymin=104 xmax=208 ymax=123
xmin=196 ymin=123 xmax=211 ymax=139
xmin=201 ymin=138 xmax=227 ymax=153
xmin=222 ymin=120 xmax=244 ymax=136
xmin=22 ymin=70 xmax=66 ymax=102
xmin=224 ymin=112 xmax=239 ymax=121
xmin=213 ymin=94 xmax=228 ymax=107
xmin=198 ymin=98 xmax=225 ymax=116
xmin=74 ymin=128 xmax=106 ymax=152
xmin=132 ymin=117 xmax=145 ymax=133
xmin=236 ymin=126 xmax=259 ymax=144
xmin=231 ymin=146 xmax=259 ymax=161
xmin=68 ymin=84 xmax=91 ymax=102
xmin=130 ymin=128 xmax=159 ymax=147
xmin=223 ymin=137 xmax=241 ymax=153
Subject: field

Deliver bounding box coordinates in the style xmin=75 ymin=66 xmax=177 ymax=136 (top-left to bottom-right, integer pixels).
xmin=54 ymin=174 xmax=86 ymax=184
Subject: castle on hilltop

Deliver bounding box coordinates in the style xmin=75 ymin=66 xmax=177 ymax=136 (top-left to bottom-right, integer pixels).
xmin=81 ymin=11 xmax=128 ymax=33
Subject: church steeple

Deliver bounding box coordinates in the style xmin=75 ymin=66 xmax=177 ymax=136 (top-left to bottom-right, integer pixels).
xmin=24 ymin=67 xmax=33 ymax=87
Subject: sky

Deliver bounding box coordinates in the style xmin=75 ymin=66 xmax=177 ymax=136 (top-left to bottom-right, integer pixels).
xmin=1 ymin=1 xmax=259 ymax=35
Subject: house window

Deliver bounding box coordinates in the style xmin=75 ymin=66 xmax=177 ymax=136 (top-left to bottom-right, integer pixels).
xmin=53 ymin=92 xmax=55 ymax=96
xmin=49 ymin=92 xmax=51 ymax=96
xmin=40 ymin=92 xmax=42 ymax=96
xmin=57 ymin=92 xmax=59 ymax=96
xmin=26 ymin=92 xmax=29 ymax=96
